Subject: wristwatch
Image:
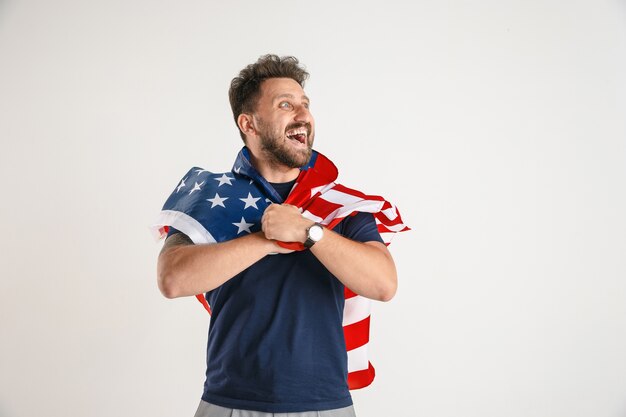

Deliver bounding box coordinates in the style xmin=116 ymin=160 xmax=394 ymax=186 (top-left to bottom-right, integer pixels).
xmin=304 ymin=223 xmax=324 ymax=248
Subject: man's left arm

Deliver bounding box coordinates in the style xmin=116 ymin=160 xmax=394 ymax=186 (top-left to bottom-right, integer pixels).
xmin=261 ymin=204 xmax=397 ymax=302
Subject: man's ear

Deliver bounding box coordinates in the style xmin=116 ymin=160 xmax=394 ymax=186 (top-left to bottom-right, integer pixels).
xmin=237 ymin=113 xmax=256 ymax=137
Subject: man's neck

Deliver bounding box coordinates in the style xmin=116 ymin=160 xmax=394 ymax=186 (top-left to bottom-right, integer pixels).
xmin=249 ymin=152 xmax=300 ymax=183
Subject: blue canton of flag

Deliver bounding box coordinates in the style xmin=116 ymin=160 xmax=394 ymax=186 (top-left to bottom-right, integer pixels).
xmin=160 ymin=168 xmax=273 ymax=244
xmin=154 ymin=147 xmax=318 ymax=245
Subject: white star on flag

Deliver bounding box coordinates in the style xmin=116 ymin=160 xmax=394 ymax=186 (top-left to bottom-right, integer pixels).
xmin=207 ymin=193 xmax=228 ymax=208
xmin=189 ymin=181 xmax=205 ymax=195
xmin=194 ymin=169 xmax=210 ymax=176
xmin=240 ymin=192 xmax=261 ymax=209
xmin=214 ymin=173 xmax=234 ymax=187
xmin=232 ymin=217 xmax=254 ymax=234
xmin=176 ymin=177 xmax=187 ymax=192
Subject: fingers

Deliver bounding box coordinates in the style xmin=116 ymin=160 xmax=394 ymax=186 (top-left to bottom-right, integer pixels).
xmin=261 ymin=204 xmax=307 ymax=242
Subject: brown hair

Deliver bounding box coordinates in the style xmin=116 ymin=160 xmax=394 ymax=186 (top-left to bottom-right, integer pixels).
xmin=229 ymin=54 xmax=309 ymax=141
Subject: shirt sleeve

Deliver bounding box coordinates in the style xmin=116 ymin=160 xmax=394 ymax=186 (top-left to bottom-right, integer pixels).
xmin=334 ymin=212 xmax=384 ymax=244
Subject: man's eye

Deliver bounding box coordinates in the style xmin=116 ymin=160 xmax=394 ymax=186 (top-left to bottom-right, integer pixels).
xmin=279 ymin=102 xmax=292 ymax=109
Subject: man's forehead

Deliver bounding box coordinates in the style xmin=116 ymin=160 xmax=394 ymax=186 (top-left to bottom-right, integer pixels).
xmin=261 ymin=78 xmax=308 ymax=100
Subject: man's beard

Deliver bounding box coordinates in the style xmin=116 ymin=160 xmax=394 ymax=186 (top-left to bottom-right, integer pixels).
xmin=256 ymin=119 xmax=314 ymax=169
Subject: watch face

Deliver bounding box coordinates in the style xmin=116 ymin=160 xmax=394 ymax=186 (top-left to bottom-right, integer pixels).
xmin=309 ymin=224 xmax=324 ymax=242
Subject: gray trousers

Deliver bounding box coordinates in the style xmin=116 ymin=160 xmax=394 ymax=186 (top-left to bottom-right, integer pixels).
xmin=193 ymin=400 xmax=357 ymax=417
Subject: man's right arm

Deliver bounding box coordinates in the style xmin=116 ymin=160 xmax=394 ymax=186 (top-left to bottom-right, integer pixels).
xmin=157 ymin=231 xmax=287 ymax=299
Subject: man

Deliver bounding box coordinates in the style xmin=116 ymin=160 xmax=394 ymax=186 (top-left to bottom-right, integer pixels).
xmin=155 ymin=54 xmax=405 ymax=417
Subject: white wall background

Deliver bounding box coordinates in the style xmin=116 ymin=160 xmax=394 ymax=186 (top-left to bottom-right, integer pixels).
xmin=1 ymin=0 xmax=625 ymax=416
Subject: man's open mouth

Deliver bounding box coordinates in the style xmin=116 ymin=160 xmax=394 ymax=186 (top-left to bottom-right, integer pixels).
xmin=285 ymin=127 xmax=308 ymax=144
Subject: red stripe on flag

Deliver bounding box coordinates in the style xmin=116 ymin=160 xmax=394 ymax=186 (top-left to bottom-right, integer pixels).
xmin=376 ymin=223 xmax=394 ymax=234
xmin=347 ymin=362 xmax=376 ymax=390
xmin=344 ymin=316 xmax=370 ymax=351
xmin=195 ymin=294 xmax=212 ymax=315
xmin=344 ymin=287 xmax=358 ymax=299
xmin=330 ymin=184 xmax=385 ymax=202
xmin=304 ymin=198 xmax=343 ymax=220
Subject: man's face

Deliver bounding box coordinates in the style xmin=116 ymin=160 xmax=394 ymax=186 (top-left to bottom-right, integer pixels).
xmin=251 ymin=77 xmax=315 ymax=169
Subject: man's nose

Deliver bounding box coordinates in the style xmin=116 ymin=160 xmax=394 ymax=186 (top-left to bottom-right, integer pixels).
xmin=294 ymin=105 xmax=312 ymax=123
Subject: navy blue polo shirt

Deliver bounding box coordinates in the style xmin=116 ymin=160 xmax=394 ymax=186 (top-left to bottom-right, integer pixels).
xmin=171 ymin=180 xmax=383 ymax=412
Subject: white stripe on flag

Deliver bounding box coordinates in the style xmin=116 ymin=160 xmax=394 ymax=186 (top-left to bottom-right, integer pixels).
xmin=301 ymin=210 xmax=324 ymax=223
xmin=332 ymin=199 xmax=385 ymax=216
xmin=318 ymin=201 xmax=385 ymax=226
xmin=319 ymin=189 xmax=371 ymax=206
xmin=347 ymin=344 xmax=370 ymax=373
xmin=381 ymin=206 xmax=400 ymax=221
xmin=309 ymin=183 xmax=335 ymax=197
xmin=343 ymin=296 xmax=371 ymax=326
xmin=152 ymin=210 xmax=217 ymax=244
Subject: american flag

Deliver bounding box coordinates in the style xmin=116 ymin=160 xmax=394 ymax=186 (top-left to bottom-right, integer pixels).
xmin=152 ymin=147 xmax=408 ymax=390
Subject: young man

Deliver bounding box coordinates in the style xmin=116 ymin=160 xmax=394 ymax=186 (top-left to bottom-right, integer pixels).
xmin=155 ymin=55 xmax=404 ymax=417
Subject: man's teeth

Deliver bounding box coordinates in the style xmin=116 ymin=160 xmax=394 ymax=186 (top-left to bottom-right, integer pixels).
xmin=286 ymin=128 xmax=307 ymax=136
xmin=286 ymin=129 xmax=307 ymax=143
